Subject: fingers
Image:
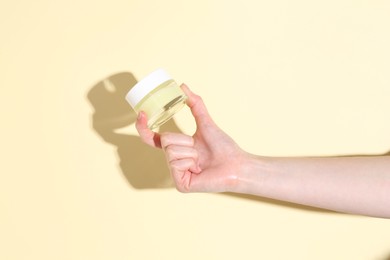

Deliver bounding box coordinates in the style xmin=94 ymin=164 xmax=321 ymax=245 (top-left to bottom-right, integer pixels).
xmin=160 ymin=133 xmax=199 ymax=170
xmin=170 ymin=158 xmax=201 ymax=177
xmin=169 ymin=158 xmax=200 ymax=192
xmin=169 ymin=155 xmax=201 ymax=193
xmin=181 ymin=84 xmax=214 ymax=128
xmin=135 ymin=111 xmax=162 ymax=148
xmin=160 ymin=133 xmax=201 ymax=192
xmin=165 ymin=145 xmax=198 ymax=164
xmin=160 ymin=132 xmax=194 ymax=149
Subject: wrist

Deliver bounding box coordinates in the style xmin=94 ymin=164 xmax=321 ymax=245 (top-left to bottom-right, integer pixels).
xmin=229 ymin=153 xmax=270 ymax=195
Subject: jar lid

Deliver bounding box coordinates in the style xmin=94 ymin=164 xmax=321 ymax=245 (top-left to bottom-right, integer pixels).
xmin=126 ymin=69 xmax=172 ymax=108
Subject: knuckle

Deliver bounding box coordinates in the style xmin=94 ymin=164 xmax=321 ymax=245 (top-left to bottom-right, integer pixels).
xmin=160 ymin=132 xmax=172 ymax=148
xmin=164 ymin=145 xmax=173 ymax=154
xmin=192 ymin=94 xmax=203 ymax=105
xmin=169 ymin=160 xmax=181 ymax=171
xmin=175 ymin=185 xmax=188 ymax=193
xmin=165 ymin=147 xmax=176 ymax=162
xmin=175 ymin=179 xmax=190 ymax=193
xmin=168 ymin=161 xmax=192 ymax=193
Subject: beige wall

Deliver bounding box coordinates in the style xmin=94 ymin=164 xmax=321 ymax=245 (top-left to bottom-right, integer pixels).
xmin=1 ymin=1 xmax=390 ymax=259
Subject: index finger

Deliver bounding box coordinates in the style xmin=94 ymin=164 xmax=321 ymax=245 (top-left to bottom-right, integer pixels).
xmin=135 ymin=111 xmax=162 ymax=148
xmin=181 ymin=84 xmax=215 ymax=128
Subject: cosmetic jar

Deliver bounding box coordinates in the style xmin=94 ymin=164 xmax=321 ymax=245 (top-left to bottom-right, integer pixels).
xmin=126 ymin=69 xmax=187 ymax=129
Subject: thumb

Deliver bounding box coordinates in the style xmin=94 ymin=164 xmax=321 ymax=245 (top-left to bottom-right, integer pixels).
xmin=135 ymin=111 xmax=162 ymax=148
xmin=181 ymin=84 xmax=214 ymax=128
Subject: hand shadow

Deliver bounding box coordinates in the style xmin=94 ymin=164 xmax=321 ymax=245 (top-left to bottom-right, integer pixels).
xmin=87 ymin=72 xmax=181 ymax=189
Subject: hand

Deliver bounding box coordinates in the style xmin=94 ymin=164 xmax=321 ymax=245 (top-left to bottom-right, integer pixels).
xmin=136 ymin=84 xmax=248 ymax=193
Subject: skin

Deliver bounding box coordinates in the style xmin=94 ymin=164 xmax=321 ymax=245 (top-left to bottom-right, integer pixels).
xmin=136 ymin=84 xmax=390 ymax=218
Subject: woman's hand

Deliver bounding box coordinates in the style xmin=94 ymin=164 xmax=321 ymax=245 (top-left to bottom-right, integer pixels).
xmin=136 ymin=84 xmax=248 ymax=193
xmin=135 ymin=84 xmax=390 ymax=218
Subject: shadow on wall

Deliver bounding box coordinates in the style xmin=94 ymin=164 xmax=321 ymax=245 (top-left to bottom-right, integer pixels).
xmin=379 ymin=252 xmax=390 ymax=260
xmin=87 ymin=72 xmax=180 ymax=189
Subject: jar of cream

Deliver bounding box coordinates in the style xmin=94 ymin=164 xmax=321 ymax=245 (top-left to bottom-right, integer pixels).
xmin=126 ymin=69 xmax=187 ymax=129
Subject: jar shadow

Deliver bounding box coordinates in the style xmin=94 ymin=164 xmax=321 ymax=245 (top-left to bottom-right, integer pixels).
xmin=87 ymin=72 xmax=179 ymax=189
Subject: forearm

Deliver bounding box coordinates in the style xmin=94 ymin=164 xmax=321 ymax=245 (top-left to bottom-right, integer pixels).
xmin=235 ymin=155 xmax=390 ymax=218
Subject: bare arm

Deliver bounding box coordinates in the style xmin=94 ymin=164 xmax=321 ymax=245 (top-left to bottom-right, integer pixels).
xmin=237 ymin=155 xmax=390 ymax=218
xmin=136 ymin=85 xmax=390 ymax=218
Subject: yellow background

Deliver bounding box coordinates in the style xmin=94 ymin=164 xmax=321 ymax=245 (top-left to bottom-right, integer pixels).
xmin=1 ymin=1 xmax=390 ymax=259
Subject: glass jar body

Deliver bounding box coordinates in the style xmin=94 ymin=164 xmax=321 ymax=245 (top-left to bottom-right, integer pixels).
xmin=134 ymin=79 xmax=187 ymax=129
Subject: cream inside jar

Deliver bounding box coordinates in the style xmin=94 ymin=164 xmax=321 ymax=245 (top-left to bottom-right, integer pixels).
xmin=126 ymin=69 xmax=187 ymax=129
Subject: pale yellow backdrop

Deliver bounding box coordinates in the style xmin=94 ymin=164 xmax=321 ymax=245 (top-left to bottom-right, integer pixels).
xmin=1 ymin=0 xmax=390 ymax=259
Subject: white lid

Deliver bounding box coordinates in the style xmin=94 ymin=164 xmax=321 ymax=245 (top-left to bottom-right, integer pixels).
xmin=126 ymin=69 xmax=172 ymax=108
